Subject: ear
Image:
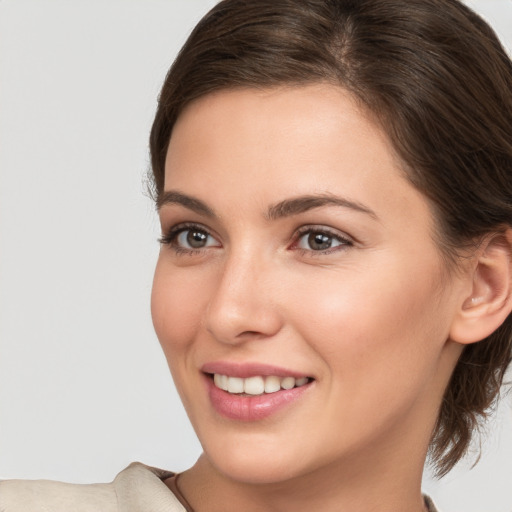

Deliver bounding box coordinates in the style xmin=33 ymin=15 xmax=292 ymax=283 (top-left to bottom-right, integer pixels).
xmin=450 ymin=229 xmax=512 ymax=345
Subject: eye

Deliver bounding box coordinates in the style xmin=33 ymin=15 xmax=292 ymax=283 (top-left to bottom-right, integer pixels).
xmin=294 ymin=227 xmax=352 ymax=253
xmin=176 ymin=228 xmax=216 ymax=249
xmin=159 ymin=223 xmax=221 ymax=252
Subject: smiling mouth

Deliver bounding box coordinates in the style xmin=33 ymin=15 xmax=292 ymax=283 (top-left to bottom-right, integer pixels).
xmin=210 ymin=373 xmax=312 ymax=396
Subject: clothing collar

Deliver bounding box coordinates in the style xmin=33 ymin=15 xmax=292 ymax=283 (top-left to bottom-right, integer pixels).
xmin=113 ymin=462 xmax=185 ymax=512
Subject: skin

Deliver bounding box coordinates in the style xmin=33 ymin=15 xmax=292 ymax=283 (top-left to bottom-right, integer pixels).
xmin=151 ymin=84 xmax=471 ymax=512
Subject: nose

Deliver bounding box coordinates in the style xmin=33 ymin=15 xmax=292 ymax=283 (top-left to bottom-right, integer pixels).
xmin=204 ymin=251 xmax=284 ymax=345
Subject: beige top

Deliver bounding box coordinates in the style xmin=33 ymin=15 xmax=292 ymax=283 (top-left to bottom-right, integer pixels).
xmin=0 ymin=462 xmax=185 ymax=512
xmin=0 ymin=462 xmax=440 ymax=511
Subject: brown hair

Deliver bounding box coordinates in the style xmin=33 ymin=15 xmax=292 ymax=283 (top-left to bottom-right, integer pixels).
xmin=149 ymin=0 xmax=512 ymax=476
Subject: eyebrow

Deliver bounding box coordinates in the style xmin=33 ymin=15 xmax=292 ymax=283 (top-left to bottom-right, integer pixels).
xmin=157 ymin=190 xmax=216 ymax=217
xmin=157 ymin=190 xmax=377 ymax=221
xmin=266 ymin=194 xmax=378 ymax=221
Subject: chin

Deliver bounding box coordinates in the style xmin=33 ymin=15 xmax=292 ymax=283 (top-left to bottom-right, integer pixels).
xmin=210 ymin=454 xmax=307 ymax=485
xmin=200 ymin=435 xmax=314 ymax=485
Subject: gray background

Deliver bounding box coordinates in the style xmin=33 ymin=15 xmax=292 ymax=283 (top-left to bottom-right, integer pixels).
xmin=1 ymin=1 xmax=511 ymax=510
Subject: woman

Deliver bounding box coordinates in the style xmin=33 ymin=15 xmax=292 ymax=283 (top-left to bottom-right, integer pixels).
xmin=1 ymin=0 xmax=511 ymax=510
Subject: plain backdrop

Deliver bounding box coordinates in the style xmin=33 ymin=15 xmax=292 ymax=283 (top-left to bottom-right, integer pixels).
xmin=1 ymin=1 xmax=511 ymax=510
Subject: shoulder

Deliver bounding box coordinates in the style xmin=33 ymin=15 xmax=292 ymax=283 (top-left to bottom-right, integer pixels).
xmin=0 ymin=478 xmax=116 ymax=512
xmin=0 ymin=462 xmax=185 ymax=512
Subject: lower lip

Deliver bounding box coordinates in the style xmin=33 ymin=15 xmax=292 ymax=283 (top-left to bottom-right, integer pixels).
xmin=205 ymin=375 xmax=312 ymax=422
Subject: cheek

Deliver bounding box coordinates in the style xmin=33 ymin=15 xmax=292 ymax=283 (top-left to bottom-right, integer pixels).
xmin=151 ymin=257 xmax=208 ymax=358
xmin=286 ymin=264 xmax=451 ymax=444
xmin=287 ymin=257 xmax=450 ymax=382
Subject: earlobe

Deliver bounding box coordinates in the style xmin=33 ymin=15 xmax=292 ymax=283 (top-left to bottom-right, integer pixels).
xmin=450 ymin=229 xmax=512 ymax=345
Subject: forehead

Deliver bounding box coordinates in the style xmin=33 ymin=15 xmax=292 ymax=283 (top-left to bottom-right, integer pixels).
xmin=172 ymin=84 xmax=380 ymax=141
xmin=168 ymin=85 xmax=390 ymax=170
xmin=165 ymin=84 xmax=411 ymax=205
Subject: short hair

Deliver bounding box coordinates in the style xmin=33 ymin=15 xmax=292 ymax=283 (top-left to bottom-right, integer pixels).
xmin=149 ymin=0 xmax=512 ymax=476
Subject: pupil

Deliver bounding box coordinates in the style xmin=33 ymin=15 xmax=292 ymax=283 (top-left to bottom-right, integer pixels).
xmin=187 ymin=230 xmax=207 ymax=248
xmin=308 ymin=232 xmax=331 ymax=250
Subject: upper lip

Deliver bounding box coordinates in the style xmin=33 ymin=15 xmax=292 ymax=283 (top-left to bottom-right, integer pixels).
xmin=201 ymin=361 xmax=311 ymax=379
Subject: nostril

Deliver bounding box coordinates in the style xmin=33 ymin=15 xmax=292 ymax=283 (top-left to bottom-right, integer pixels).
xmin=237 ymin=330 xmax=263 ymax=337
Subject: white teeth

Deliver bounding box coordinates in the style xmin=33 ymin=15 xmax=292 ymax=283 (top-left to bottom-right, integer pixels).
xmin=227 ymin=376 xmax=244 ymax=394
xmin=244 ymin=376 xmax=265 ymax=395
xmin=281 ymin=376 xmax=295 ymax=390
xmin=213 ymin=374 xmax=310 ymax=395
xmin=264 ymin=375 xmax=281 ymax=393
xmin=214 ymin=373 xmax=229 ymax=391
xmin=295 ymin=377 xmax=308 ymax=387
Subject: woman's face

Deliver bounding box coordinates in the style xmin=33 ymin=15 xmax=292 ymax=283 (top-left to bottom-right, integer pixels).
xmin=152 ymin=84 xmax=465 ymax=484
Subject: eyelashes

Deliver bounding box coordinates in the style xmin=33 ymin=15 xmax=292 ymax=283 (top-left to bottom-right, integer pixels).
xmin=158 ymin=222 xmax=221 ymax=254
xmin=159 ymin=222 xmax=353 ymax=256
xmin=292 ymin=226 xmax=353 ymax=254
